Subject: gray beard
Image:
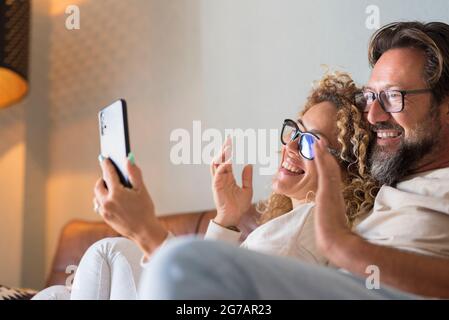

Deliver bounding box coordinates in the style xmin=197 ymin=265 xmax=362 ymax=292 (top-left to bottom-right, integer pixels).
xmin=369 ymin=122 xmax=440 ymax=186
xmin=369 ymin=101 xmax=442 ymax=186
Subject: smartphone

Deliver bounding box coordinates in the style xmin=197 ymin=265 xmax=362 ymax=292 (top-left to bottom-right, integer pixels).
xmin=98 ymin=99 xmax=132 ymax=188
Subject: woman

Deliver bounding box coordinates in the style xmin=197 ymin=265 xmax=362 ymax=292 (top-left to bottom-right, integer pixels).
xmin=33 ymin=72 xmax=377 ymax=299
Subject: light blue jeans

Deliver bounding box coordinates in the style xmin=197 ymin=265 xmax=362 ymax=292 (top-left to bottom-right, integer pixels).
xmin=138 ymin=236 xmax=420 ymax=300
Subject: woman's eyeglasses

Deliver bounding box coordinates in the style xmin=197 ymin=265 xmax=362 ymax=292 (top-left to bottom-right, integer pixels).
xmin=280 ymin=119 xmax=339 ymax=160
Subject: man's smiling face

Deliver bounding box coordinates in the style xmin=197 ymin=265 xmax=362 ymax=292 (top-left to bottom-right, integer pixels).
xmin=365 ymin=47 xmax=444 ymax=185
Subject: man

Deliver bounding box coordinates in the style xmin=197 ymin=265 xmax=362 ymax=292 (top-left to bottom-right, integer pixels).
xmin=136 ymin=22 xmax=449 ymax=299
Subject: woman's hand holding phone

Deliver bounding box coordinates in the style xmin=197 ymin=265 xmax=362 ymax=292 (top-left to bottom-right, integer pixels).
xmin=210 ymin=137 xmax=253 ymax=228
xmin=94 ymin=154 xmax=168 ymax=258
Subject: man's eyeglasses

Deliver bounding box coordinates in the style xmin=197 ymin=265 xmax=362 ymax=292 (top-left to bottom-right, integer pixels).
xmin=280 ymin=119 xmax=339 ymax=160
xmin=355 ymin=88 xmax=432 ymax=113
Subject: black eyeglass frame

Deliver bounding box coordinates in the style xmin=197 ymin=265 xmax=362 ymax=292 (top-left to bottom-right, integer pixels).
xmin=355 ymin=88 xmax=432 ymax=113
xmin=280 ymin=119 xmax=339 ymax=160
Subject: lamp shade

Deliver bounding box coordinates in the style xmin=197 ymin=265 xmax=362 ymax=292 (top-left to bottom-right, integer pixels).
xmin=0 ymin=0 xmax=30 ymax=108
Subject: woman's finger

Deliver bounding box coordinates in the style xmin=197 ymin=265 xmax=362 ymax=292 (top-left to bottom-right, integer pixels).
xmin=223 ymin=135 xmax=232 ymax=149
xmin=210 ymin=160 xmax=216 ymax=177
xmin=93 ymin=197 xmax=100 ymax=214
xmin=215 ymin=159 xmax=233 ymax=176
xmin=99 ymin=158 xmax=121 ymax=191
xmin=217 ymin=136 xmax=232 ymax=164
xmin=211 ymin=137 xmax=233 ymax=171
xmin=94 ymin=177 xmax=108 ymax=203
xmin=217 ymin=145 xmax=232 ymax=164
xmin=210 ymin=151 xmax=223 ymax=177
xmin=126 ymin=158 xmax=144 ymax=191
xmin=242 ymin=164 xmax=253 ymax=190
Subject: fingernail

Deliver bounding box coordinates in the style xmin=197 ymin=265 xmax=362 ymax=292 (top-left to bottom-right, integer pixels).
xmin=98 ymin=155 xmax=105 ymax=163
xmin=128 ymin=152 xmax=135 ymax=165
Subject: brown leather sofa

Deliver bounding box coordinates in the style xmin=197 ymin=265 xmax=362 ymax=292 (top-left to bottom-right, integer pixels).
xmin=46 ymin=206 xmax=260 ymax=287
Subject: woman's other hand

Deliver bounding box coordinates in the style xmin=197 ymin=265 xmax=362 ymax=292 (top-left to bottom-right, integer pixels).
xmin=94 ymin=154 xmax=168 ymax=257
xmin=210 ymin=137 xmax=253 ymax=228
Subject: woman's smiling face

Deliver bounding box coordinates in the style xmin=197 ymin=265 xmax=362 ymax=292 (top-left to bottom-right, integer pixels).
xmin=272 ymin=101 xmax=339 ymax=202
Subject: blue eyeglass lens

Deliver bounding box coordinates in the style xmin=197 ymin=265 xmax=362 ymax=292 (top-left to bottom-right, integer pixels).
xmin=300 ymin=134 xmax=316 ymax=159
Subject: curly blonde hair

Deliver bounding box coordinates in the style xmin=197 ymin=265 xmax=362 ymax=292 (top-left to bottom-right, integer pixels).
xmin=257 ymin=72 xmax=379 ymax=227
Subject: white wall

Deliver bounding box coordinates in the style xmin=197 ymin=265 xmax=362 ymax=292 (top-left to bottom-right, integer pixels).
xmin=1 ymin=0 xmax=448 ymax=288
xmin=0 ymin=106 xmax=25 ymax=287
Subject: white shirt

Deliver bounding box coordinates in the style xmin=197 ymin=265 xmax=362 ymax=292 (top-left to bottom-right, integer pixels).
xmin=157 ymin=202 xmax=327 ymax=265
xmin=205 ymin=202 xmax=328 ymax=265
xmin=356 ymin=167 xmax=449 ymax=259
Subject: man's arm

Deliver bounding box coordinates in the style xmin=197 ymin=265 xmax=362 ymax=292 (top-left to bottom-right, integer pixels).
xmin=328 ymin=233 xmax=449 ymax=298
xmin=312 ymin=140 xmax=449 ymax=299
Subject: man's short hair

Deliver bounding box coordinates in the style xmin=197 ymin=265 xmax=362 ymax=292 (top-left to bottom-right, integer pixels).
xmin=368 ymin=21 xmax=449 ymax=106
